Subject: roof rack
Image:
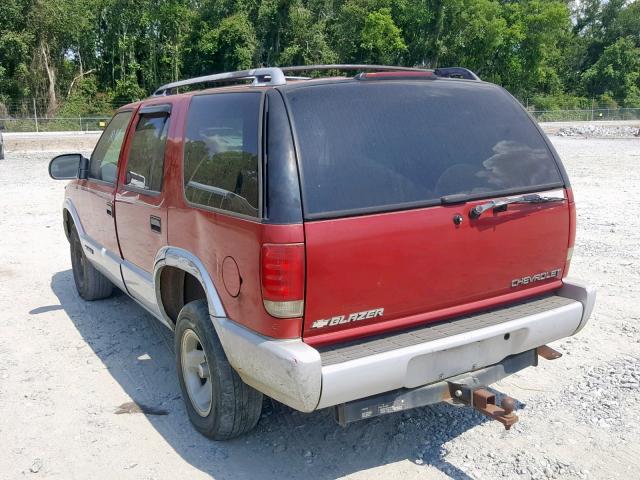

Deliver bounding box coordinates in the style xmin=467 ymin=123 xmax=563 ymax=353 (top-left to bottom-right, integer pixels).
xmin=282 ymin=64 xmax=480 ymax=80
xmin=280 ymin=64 xmax=431 ymax=73
xmin=434 ymin=67 xmax=481 ymax=81
xmin=153 ymin=67 xmax=288 ymax=96
xmin=153 ymin=64 xmax=480 ymax=96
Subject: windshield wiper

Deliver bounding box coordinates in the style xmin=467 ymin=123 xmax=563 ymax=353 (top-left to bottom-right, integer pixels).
xmin=469 ymin=194 xmax=565 ymax=219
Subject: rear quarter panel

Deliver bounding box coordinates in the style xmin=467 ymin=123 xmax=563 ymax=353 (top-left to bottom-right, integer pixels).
xmin=165 ymin=95 xmax=304 ymax=338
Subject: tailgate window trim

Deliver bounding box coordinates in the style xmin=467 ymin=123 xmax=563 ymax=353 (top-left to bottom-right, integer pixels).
xmin=283 ymin=82 xmax=567 ymax=221
xmin=303 ymin=183 xmax=565 ymax=221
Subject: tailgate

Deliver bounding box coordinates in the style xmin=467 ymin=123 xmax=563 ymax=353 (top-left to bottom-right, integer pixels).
xmin=283 ymin=80 xmax=571 ymax=344
xmin=303 ymin=189 xmax=569 ymax=342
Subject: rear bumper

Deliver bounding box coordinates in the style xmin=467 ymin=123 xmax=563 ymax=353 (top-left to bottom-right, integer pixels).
xmin=214 ymin=278 xmax=595 ymax=412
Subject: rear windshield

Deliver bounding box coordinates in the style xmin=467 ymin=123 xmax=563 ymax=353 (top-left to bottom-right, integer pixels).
xmin=286 ymin=81 xmax=563 ymax=218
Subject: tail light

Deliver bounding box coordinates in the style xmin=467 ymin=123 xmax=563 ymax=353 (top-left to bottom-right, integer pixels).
xmin=261 ymin=243 xmax=305 ymax=318
xmin=565 ymin=188 xmax=576 ymax=276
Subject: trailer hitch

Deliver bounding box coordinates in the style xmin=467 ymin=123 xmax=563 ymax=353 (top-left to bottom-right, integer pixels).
xmin=333 ymin=350 xmax=537 ymax=427
xmin=537 ymin=344 xmax=562 ymax=360
xmin=447 ymin=382 xmax=518 ymax=430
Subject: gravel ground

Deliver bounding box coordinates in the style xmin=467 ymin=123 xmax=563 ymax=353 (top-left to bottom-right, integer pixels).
xmin=556 ymin=125 xmax=640 ymax=138
xmin=0 ymin=136 xmax=639 ymax=479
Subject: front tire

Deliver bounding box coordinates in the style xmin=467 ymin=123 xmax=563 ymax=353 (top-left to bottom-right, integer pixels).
xmin=69 ymin=227 xmax=113 ymax=300
xmin=175 ymin=300 xmax=263 ymax=440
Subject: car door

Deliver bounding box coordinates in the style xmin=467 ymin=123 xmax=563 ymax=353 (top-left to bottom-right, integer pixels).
xmin=114 ymin=104 xmax=172 ymax=316
xmin=73 ymin=110 xmax=133 ymax=287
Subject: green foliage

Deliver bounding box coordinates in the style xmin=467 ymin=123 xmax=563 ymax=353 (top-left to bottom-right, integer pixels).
xmin=598 ymin=93 xmax=620 ymax=110
xmin=436 ymin=0 xmax=506 ymax=77
xmin=0 ymin=0 xmax=639 ymax=117
xmin=58 ymin=77 xmax=115 ymax=116
xmin=113 ymin=75 xmax=146 ymax=104
xmin=278 ymin=3 xmax=337 ymax=65
xmin=582 ymin=37 xmax=640 ymax=104
xmin=360 ymin=8 xmax=406 ymax=64
xmin=198 ymin=13 xmax=258 ymax=71
xmin=528 ymin=94 xmax=590 ymax=111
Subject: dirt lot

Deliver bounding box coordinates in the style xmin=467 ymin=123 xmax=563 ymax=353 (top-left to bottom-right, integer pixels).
xmin=0 ymin=136 xmax=639 ymax=479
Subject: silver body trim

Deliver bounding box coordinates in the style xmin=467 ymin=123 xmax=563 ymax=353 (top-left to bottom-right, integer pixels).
xmin=209 ymin=279 xmax=595 ymax=412
xmin=63 ymin=198 xmax=86 ymax=237
xmin=63 ymin=199 xmax=126 ymax=291
xmin=153 ymin=246 xmax=226 ymax=319
xmin=214 ymin=317 xmax=322 ymax=412
xmin=121 ymin=259 xmax=163 ymax=320
xmin=63 ymin=199 xmax=167 ymax=325
xmin=558 ymin=278 xmax=597 ymax=334
xmin=317 ymin=295 xmax=582 ymax=408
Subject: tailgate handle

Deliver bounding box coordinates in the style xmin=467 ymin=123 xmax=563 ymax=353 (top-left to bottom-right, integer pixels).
xmin=150 ymin=215 xmax=161 ymax=233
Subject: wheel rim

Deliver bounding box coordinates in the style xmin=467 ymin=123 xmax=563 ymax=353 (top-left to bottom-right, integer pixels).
xmin=181 ymin=329 xmax=213 ymax=417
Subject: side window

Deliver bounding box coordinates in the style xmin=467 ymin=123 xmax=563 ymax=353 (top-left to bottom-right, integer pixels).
xmin=125 ymin=110 xmax=170 ymax=192
xmin=89 ymin=111 xmax=132 ymax=183
xmin=183 ymin=93 xmax=260 ymax=217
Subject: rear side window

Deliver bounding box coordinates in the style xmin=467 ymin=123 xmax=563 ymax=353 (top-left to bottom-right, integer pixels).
xmin=125 ymin=111 xmax=170 ymax=192
xmin=183 ymin=93 xmax=260 ymax=217
xmin=89 ymin=111 xmax=132 ymax=183
xmin=286 ymin=82 xmax=564 ymax=218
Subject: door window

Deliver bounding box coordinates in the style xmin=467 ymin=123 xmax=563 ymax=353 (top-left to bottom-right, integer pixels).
xmin=125 ymin=112 xmax=171 ymax=192
xmin=183 ymin=93 xmax=260 ymax=217
xmin=89 ymin=111 xmax=132 ymax=183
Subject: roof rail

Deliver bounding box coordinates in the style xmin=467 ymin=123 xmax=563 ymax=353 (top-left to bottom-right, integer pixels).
xmin=152 ymin=67 xmax=287 ymax=96
xmin=280 ymin=64 xmax=431 ymax=74
xmin=434 ymin=67 xmax=480 ymax=81
xmin=281 ymin=65 xmax=480 ymax=80
xmin=152 ymin=64 xmax=480 ymax=96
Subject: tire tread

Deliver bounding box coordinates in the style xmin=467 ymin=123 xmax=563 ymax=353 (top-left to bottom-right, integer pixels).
xmin=175 ymin=300 xmax=263 ymax=440
xmin=70 ymin=227 xmax=113 ymax=301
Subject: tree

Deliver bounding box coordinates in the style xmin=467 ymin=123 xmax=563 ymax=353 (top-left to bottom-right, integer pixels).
xmin=332 ymin=0 xmax=398 ymax=63
xmin=492 ymin=0 xmax=571 ymax=98
xmin=1 ymin=0 xmax=639 ymax=115
xmin=198 ymin=12 xmax=258 ymax=72
xmin=0 ymin=0 xmax=35 ymax=110
xmin=256 ymin=0 xmax=294 ymax=65
xmin=436 ymin=0 xmax=507 ymax=77
xmin=278 ymin=2 xmax=336 ymax=65
xmin=360 ymin=8 xmax=406 ymax=64
xmin=582 ymin=37 xmax=640 ymax=106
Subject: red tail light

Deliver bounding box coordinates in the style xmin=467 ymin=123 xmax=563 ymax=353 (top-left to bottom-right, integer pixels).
xmin=261 ymin=243 xmax=305 ymax=318
xmin=566 ymin=188 xmax=576 ymax=276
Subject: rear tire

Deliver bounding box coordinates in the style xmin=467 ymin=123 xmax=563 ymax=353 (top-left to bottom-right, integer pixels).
xmin=69 ymin=227 xmax=113 ymax=300
xmin=175 ymin=300 xmax=263 ymax=440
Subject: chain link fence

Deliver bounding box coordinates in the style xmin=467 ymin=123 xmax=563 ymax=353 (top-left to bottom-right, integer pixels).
xmin=1 ymin=109 xmax=638 ymax=133
xmin=528 ymin=107 xmax=640 ymax=123
xmin=0 ymin=116 xmax=111 ymax=132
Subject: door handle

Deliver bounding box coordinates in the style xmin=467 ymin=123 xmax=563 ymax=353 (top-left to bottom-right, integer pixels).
xmin=106 ymin=201 xmax=113 ymax=216
xmin=150 ymin=215 xmax=161 ymax=233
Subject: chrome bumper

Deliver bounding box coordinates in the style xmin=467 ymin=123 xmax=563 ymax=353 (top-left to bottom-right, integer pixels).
xmin=213 ymin=278 xmax=596 ymax=413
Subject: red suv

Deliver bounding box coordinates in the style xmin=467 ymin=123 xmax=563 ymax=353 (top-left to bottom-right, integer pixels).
xmin=49 ymin=65 xmax=595 ymax=439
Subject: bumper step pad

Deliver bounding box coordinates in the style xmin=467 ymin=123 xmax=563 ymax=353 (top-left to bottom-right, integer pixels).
xmin=320 ymin=295 xmax=575 ymax=366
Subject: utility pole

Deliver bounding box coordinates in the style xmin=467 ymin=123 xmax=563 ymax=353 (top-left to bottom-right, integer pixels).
xmin=33 ymin=98 xmax=39 ymax=133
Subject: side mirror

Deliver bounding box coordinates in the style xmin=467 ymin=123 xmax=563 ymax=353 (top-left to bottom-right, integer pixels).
xmin=49 ymin=154 xmax=88 ymax=180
